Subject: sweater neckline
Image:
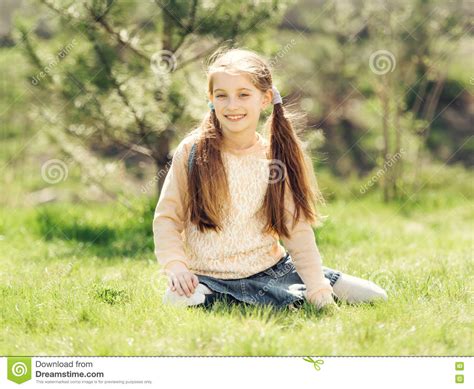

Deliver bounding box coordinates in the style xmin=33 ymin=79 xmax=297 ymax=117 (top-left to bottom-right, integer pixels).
xmin=221 ymin=132 xmax=267 ymax=156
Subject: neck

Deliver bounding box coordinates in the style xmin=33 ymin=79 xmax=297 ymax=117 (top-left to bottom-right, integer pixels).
xmin=222 ymin=130 xmax=259 ymax=150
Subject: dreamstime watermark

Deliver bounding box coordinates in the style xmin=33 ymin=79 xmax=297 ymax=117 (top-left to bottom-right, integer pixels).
xmin=8 ymin=357 xmax=32 ymax=384
xmin=359 ymin=148 xmax=405 ymax=194
xmin=31 ymin=39 xmax=77 ymax=85
xmin=266 ymin=159 xmax=287 ymax=184
xmin=368 ymin=269 xmax=397 ymax=295
xmin=41 ymin=158 xmax=69 ymax=184
xmin=141 ymin=160 xmax=172 ymax=194
xmin=41 ymin=262 xmax=74 ymax=292
xmin=369 ymin=49 xmax=396 ymax=75
xmin=269 ymin=39 xmax=297 ymax=68
xmin=12 ymin=362 xmax=28 ymax=377
xmin=150 ymin=49 xmax=177 ymax=75
xmin=141 ymin=146 xmax=190 ymax=194
xmin=245 ymin=261 xmax=295 ymax=305
xmin=245 ymin=277 xmax=278 ymax=305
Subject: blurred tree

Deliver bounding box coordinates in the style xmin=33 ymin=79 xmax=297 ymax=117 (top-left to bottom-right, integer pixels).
xmin=0 ymin=0 xmax=22 ymax=46
xmin=21 ymin=0 xmax=288 ymax=196
xmin=366 ymin=0 xmax=468 ymax=200
xmin=278 ymin=0 xmax=375 ymax=177
xmin=280 ymin=0 xmax=470 ymax=201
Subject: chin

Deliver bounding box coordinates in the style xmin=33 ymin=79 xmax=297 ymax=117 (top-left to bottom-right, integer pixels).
xmin=223 ymin=126 xmax=246 ymax=134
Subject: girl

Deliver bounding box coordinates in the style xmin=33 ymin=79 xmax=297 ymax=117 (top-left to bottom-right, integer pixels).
xmin=153 ymin=48 xmax=387 ymax=311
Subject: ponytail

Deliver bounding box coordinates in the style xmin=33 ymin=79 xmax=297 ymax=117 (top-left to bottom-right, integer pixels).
xmin=261 ymin=103 xmax=321 ymax=238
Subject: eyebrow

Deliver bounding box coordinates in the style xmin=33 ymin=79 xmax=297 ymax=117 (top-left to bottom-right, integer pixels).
xmin=213 ymin=88 xmax=253 ymax=93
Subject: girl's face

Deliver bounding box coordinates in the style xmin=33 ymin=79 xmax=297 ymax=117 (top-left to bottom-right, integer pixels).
xmin=209 ymin=72 xmax=272 ymax=135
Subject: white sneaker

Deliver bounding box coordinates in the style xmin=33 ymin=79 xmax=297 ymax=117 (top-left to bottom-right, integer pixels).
xmin=162 ymin=283 xmax=213 ymax=307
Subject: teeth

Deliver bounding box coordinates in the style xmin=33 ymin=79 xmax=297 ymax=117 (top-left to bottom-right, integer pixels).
xmin=226 ymin=115 xmax=245 ymax=119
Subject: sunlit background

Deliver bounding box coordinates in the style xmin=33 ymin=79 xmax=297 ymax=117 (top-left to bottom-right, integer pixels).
xmin=0 ymin=0 xmax=472 ymax=355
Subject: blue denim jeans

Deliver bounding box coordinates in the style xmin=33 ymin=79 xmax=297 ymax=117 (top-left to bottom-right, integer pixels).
xmin=196 ymin=252 xmax=341 ymax=310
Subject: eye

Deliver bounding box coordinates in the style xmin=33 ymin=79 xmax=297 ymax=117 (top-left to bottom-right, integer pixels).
xmin=216 ymin=95 xmax=226 ymax=98
xmin=240 ymin=93 xmax=249 ymax=97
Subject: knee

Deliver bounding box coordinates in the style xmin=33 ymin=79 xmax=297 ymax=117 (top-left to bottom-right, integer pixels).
xmin=363 ymin=280 xmax=388 ymax=302
xmin=332 ymin=274 xmax=388 ymax=304
xmin=162 ymin=288 xmax=186 ymax=306
xmin=369 ymin=281 xmax=388 ymax=301
xmin=162 ymin=286 xmax=206 ymax=307
xmin=162 ymin=283 xmax=213 ymax=307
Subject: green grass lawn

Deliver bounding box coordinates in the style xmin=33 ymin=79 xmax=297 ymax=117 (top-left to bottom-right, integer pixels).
xmin=0 ymin=187 xmax=472 ymax=356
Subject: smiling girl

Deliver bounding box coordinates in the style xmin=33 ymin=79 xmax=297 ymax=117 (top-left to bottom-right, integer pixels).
xmin=153 ymin=48 xmax=388 ymax=311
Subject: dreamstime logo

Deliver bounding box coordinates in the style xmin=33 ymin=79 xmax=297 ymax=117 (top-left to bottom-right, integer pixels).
xmin=31 ymin=39 xmax=77 ymax=85
xmin=141 ymin=160 xmax=172 ymax=194
xmin=150 ymin=50 xmax=177 ymax=75
xmin=8 ymin=357 xmax=32 ymax=384
xmin=267 ymin=159 xmax=287 ymax=184
xmin=269 ymin=39 xmax=297 ymax=68
xmin=151 ymin=267 xmax=169 ymax=294
xmin=245 ymin=261 xmax=296 ymax=305
xmin=12 ymin=362 xmax=27 ymax=377
xmin=141 ymin=147 xmax=189 ymax=194
xmin=245 ymin=277 xmax=278 ymax=305
xmin=369 ymin=49 xmax=396 ymax=75
xmin=42 ymin=262 xmax=74 ymax=292
xmin=41 ymin=159 xmax=69 ymax=184
xmin=369 ymin=269 xmax=396 ymax=294
xmin=359 ymin=148 xmax=405 ymax=194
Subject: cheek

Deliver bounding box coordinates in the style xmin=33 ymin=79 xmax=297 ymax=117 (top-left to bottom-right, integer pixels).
xmin=247 ymin=103 xmax=262 ymax=118
xmin=245 ymin=100 xmax=261 ymax=115
xmin=247 ymin=109 xmax=259 ymax=119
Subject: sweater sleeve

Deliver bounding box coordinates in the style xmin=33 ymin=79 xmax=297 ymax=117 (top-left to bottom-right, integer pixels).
xmin=280 ymin=156 xmax=332 ymax=301
xmin=152 ymin=136 xmax=194 ymax=270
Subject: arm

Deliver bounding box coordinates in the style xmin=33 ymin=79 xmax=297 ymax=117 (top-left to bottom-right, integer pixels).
xmin=152 ymin=136 xmax=193 ymax=271
xmin=280 ymin=158 xmax=335 ymax=309
xmin=280 ymin=211 xmax=334 ymax=307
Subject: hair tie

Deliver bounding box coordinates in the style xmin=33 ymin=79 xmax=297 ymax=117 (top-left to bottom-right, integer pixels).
xmin=208 ymin=101 xmax=215 ymax=111
xmin=272 ymin=85 xmax=282 ymax=105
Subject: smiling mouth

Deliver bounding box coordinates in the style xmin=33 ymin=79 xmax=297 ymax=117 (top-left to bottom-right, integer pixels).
xmin=224 ymin=114 xmax=246 ymax=121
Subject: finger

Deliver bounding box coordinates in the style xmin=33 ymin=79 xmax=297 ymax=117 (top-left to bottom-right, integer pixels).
xmin=192 ymin=275 xmax=199 ymax=288
xmin=184 ymin=275 xmax=196 ymax=295
xmin=179 ymin=277 xmax=192 ymax=297
xmin=174 ymin=281 xmax=185 ymax=296
xmin=172 ymin=277 xmax=185 ymax=296
xmin=170 ymin=275 xmax=177 ymax=288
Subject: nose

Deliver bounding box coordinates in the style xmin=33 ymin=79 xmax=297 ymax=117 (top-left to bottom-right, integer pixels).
xmin=225 ymin=96 xmax=240 ymax=110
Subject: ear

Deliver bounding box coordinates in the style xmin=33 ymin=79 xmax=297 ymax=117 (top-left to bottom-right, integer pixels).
xmin=260 ymin=88 xmax=273 ymax=110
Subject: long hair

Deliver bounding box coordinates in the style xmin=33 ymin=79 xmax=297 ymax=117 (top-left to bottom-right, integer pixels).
xmin=186 ymin=47 xmax=324 ymax=238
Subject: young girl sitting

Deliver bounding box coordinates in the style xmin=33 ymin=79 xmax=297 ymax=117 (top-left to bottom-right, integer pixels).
xmin=153 ymin=48 xmax=388 ymax=311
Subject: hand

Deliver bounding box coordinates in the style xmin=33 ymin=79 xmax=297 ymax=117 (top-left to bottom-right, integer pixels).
xmin=164 ymin=262 xmax=199 ymax=298
xmin=308 ymin=288 xmax=340 ymax=311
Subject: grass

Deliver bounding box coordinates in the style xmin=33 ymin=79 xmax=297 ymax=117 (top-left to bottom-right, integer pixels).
xmin=1 ymin=10 xmax=472 ymax=357
xmin=0 ymin=177 xmax=472 ymax=356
